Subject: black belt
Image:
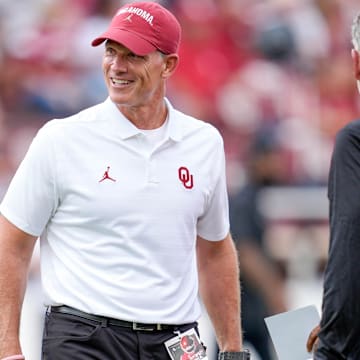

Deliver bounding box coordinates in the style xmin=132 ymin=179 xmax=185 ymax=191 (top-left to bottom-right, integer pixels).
xmin=50 ymin=305 xmax=184 ymax=331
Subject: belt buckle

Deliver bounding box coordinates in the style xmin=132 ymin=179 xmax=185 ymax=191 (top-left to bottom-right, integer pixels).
xmin=132 ymin=322 xmax=155 ymax=331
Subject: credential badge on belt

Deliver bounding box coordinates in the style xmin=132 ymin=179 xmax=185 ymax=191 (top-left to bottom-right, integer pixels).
xmin=164 ymin=328 xmax=208 ymax=360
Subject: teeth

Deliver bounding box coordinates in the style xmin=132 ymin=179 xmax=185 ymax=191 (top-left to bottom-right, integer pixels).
xmin=112 ymin=78 xmax=131 ymax=85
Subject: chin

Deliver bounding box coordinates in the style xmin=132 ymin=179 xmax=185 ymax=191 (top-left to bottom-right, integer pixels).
xmin=108 ymin=92 xmax=128 ymax=105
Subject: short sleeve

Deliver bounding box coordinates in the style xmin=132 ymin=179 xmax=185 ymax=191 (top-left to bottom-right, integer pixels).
xmin=0 ymin=125 xmax=58 ymax=236
xmin=196 ymin=141 xmax=230 ymax=241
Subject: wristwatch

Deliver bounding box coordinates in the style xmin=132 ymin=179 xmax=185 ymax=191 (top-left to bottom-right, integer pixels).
xmin=218 ymin=350 xmax=251 ymax=360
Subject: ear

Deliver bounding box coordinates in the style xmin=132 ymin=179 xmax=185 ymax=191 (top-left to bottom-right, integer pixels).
xmin=161 ymin=54 xmax=179 ymax=79
xmin=351 ymin=48 xmax=360 ymax=80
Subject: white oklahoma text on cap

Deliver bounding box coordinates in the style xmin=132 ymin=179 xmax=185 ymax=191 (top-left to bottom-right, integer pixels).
xmin=117 ymin=6 xmax=154 ymax=26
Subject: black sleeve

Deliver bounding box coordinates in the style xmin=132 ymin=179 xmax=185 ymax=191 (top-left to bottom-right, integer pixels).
xmin=328 ymin=120 xmax=360 ymax=221
xmin=229 ymin=188 xmax=263 ymax=247
xmin=317 ymin=120 xmax=360 ymax=358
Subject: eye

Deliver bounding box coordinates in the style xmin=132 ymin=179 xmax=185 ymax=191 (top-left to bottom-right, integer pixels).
xmin=105 ymin=46 xmax=116 ymax=56
xmin=128 ymin=52 xmax=145 ymax=60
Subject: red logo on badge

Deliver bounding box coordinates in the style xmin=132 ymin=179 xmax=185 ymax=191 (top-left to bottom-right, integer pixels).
xmin=178 ymin=166 xmax=194 ymax=189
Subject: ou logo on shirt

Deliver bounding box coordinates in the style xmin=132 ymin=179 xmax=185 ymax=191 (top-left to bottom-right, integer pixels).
xmin=178 ymin=166 xmax=194 ymax=189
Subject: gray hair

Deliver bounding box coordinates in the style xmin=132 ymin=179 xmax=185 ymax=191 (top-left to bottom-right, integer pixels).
xmin=352 ymin=13 xmax=360 ymax=50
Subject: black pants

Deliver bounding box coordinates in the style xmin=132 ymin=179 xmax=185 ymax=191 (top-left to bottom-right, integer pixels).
xmin=42 ymin=310 xmax=199 ymax=360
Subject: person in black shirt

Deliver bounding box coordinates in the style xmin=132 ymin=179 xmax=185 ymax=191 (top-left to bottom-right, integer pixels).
xmin=230 ymin=127 xmax=287 ymax=360
xmin=307 ymin=12 xmax=360 ymax=360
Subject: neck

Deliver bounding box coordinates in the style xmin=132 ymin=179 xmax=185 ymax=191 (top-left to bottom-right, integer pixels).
xmin=117 ymin=94 xmax=168 ymax=130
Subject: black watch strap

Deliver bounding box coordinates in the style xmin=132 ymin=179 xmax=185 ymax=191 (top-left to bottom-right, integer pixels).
xmin=218 ymin=350 xmax=251 ymax=360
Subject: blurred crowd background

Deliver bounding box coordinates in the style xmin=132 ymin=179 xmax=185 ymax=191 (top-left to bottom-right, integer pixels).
xmin=0 ymin=0 xmax=359 ymax=359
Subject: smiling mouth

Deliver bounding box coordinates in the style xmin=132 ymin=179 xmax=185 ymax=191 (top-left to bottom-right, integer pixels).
xmin=111 ymin=78 xmax=133 ymax=86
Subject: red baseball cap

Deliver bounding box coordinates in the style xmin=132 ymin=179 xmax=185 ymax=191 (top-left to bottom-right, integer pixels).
xmin=91 ymin=1 xmax=181 ymax=56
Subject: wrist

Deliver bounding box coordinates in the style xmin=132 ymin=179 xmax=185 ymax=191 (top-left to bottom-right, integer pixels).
xmin=1 ymin=355 xmax=25 ymax=360
xmin=218 ymin=350 xmax=251 ymax=360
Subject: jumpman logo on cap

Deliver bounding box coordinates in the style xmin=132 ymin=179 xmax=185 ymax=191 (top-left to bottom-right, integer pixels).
xmin=125 ymin=14 xmax=133 ymax=23
xmin=99 ymin=166 xmax=116 ymax=182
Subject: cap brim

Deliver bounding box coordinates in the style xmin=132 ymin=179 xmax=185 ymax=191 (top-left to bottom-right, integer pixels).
xmin=91 ymin=29 xmax=156 ymax=56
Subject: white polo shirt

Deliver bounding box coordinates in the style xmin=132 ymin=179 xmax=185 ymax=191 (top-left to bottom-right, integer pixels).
xmin=0 ymin=98 xmax=230 ymax=324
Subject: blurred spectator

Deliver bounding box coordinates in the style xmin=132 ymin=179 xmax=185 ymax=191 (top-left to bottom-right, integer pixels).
xmin=229 ymin=126 xmax=288 ymax=360
xmin=168 ymin=0 xmax=254 ymax=123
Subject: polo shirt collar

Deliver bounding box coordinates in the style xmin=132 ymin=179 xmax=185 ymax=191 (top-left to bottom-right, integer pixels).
xmin=164 ymin=98 xmax=183 ymax=142
xmin=102 ymin=98 xmax=141 ymax=140
xmin=102 ymin=97 xmax=184 ymax=142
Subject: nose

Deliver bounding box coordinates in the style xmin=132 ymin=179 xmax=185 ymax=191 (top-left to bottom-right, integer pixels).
xmin=111 ymin=54 xmax=128 ymax=72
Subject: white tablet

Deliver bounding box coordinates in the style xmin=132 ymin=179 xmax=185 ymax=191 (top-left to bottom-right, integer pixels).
xmin=264 ymin=305 xmax=320 ymax=360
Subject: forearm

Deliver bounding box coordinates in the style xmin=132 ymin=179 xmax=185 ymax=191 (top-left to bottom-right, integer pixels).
xmin=0 ymin=250 xmax=29 ymax=356
xmin=0 ymin=216 xmax=37 ymax=358
xmin=197 ymin=235 xmax=243 ymax=351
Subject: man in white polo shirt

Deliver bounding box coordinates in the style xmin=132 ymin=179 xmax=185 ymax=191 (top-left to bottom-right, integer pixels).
xmin=0 ymin=2 xmax=249 ymax=360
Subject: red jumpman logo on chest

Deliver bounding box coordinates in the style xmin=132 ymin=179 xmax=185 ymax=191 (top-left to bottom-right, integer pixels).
xmin=99 ymin=166 xmax=116 ymax=182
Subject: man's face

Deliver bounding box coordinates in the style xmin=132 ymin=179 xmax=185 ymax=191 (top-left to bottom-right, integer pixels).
xmin=102 ymin=41 xmax=166 ymax=109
